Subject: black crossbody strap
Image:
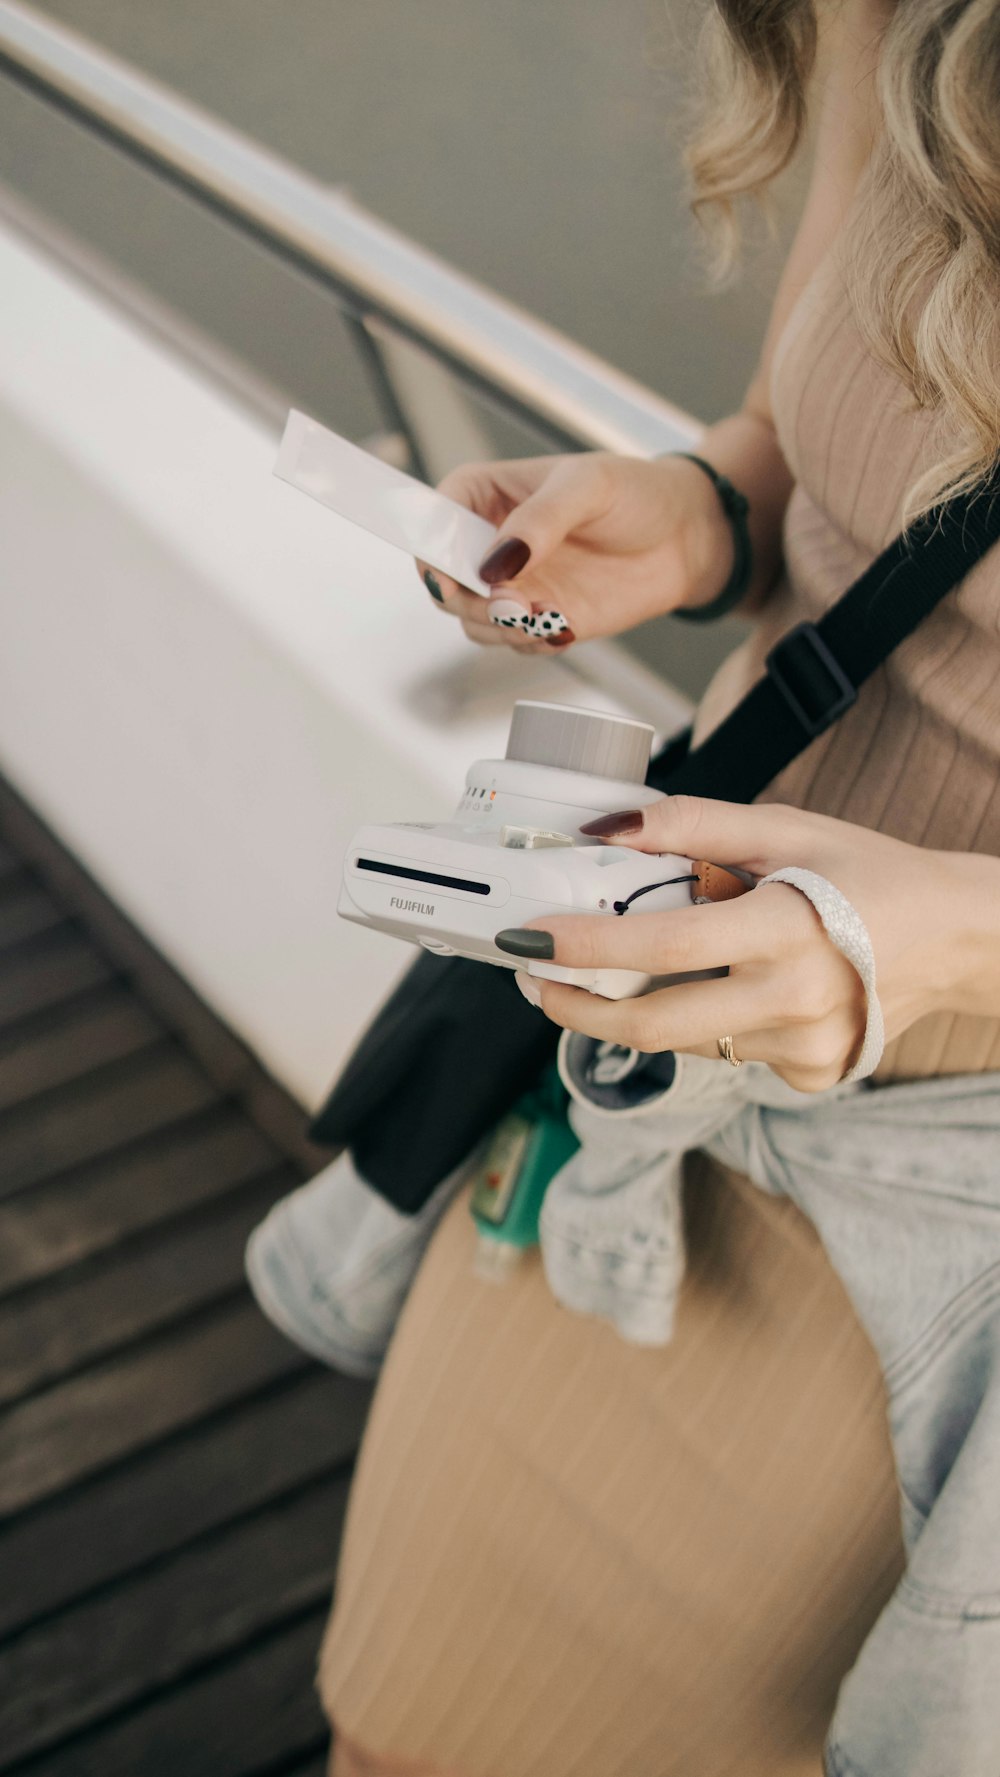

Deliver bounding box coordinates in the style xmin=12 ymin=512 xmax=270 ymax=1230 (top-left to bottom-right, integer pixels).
xmin=650 ymin=473 xmax=1000 ymax=802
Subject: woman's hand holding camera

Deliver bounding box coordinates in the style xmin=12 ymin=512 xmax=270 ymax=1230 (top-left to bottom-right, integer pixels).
xmin=499 ymin=795 xmax=997 ymax=1093
xmin=421 ymin=435 xmax=1000 ymax=1089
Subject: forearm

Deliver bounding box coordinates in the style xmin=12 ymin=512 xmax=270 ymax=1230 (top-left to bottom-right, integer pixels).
xmin=674 ymin=405 xmax=794 ymax=619
xmin=687 ymin=406 xmax=794 ymax=616
xmin=935 ymin=850 xmax=1000 ymax=1020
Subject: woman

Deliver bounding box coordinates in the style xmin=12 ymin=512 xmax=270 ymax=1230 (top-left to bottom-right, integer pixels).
xmin=319 ymin=2 xmax=1000 ymax=1772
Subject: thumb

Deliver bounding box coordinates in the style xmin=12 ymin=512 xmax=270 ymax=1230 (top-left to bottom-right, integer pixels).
xmin=580 ymin=794 xmax=813 ymax=878
xmin=478 ymin=458 xmax=610 ymax=617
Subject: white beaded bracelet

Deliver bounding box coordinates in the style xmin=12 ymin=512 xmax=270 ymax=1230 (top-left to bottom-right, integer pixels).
xmin=758 ymin=866 xmax=885 ymax=1083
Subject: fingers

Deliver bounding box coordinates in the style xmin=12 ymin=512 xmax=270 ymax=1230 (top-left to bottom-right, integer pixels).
xmin=525 ymin=977 xmax=859 ymax=1093
xmin=417 ymin=563 xmax=571 ymax=653
xmin=434 ymin=459 xmax=535 ymax=522
xmin=580 ymin=794 xmax=826 ymax=877
xmin=497 ymin=884 xmax=816 ymax=978
xmin=413 ymin=563 xmax=523 ymax=641
xmin=681 ymin=1014 xmax=859 ymax=1092
xmin=485 ymin=601 xmax=577 ymax=645
xmin=526 ymin=971 xmax=772 ymax=1055
xmin=416 ymin=567 xmax=575 ymax=652
xmin=414 ymin=561 xmax=467 ymax=620
xmin=477 ymin=455 xmax=612 ymax=586
xmin=430 ymin=454 xmax=589 ymax=623
xmin=460 ymin=615 xmax=547 ymax=653
xmin=477 ymin=457 xmax=611 ymax=636
xmin=416 ymin=454 xmax=610 ymax=647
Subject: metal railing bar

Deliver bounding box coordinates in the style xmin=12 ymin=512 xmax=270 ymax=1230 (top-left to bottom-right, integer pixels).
xmin=0 ymin=183 xmax=293 ymax=433
xmin=0 ymin=0 xmax=699 ymax=458
xmin=0 ymin=38 xmax=584 ymax=458
xmin=342 ymin=314 xmax=431 ymax=483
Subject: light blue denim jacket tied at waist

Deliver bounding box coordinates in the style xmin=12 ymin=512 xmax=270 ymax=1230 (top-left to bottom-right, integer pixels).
xmin=543 ymin=1043 xmax=1000 ymax=1777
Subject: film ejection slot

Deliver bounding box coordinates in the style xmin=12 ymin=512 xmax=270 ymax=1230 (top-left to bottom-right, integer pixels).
xmin=500 ymin=826 xmax=574 ymax=850
xmin=354 ymin=858 xmax=492 ymax=895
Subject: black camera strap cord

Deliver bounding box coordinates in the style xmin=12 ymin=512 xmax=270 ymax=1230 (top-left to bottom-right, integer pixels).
xmin=612 ymin=875 xmax=699 ymax=915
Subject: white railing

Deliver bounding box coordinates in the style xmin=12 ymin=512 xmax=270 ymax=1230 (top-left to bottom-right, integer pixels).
xmin=0 ymin=1 xmax=705 ymax=1104
xmin=0 ymin=0 xmax=698 ymax=466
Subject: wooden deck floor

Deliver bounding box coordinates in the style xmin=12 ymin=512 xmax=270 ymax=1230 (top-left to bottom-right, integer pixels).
xmin=0 ymin=780 xmax=372 ymax=1776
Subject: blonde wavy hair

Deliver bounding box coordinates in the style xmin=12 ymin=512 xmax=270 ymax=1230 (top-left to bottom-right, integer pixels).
xmin=685 ymin=0 xmax=1000 ymax=515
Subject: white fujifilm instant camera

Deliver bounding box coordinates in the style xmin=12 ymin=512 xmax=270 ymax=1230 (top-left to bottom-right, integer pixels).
xmin=340 ymin=701 xmax=712 ymax=1000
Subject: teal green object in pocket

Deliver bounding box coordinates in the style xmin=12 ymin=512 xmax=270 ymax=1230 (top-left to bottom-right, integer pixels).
xmin=470 ymin=1066 xmax=579 ymax=1253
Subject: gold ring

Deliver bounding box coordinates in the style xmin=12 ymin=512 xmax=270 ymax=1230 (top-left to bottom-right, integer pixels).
xmin=717 ymin=1034 xmax=743 ymax=1068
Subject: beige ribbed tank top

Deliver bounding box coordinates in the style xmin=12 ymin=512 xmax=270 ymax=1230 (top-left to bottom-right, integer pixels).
xmin=693 ymin=250 xmax=1000 ymax=1081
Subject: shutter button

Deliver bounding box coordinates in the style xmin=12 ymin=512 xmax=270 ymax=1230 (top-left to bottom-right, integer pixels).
xmin=500 ymin=826 xmax=575 ymax=850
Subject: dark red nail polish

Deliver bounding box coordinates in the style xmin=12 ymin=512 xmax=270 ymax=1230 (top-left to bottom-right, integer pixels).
xmin=579 ymin=809 xmax=645 ymax=837
xmin=545 ymin=630 xmax=576 ymax=649
xmin=479 ymin=537 xmax=531 ymax=585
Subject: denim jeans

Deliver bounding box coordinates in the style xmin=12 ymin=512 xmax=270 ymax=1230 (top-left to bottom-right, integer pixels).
xmin=546 ymin=1045 xmax=1000 ymax=1777
xmin=245 ymin=1149 xmax=467 ymax=1379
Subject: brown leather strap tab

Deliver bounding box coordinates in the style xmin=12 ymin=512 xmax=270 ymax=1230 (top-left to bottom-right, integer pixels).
xmin=692 ymin=861 xmax=752 ymax=903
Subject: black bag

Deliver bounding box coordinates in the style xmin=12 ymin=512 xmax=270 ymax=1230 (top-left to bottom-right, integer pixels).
xmin=311 ymin=477 xmax=1000 ymax=1211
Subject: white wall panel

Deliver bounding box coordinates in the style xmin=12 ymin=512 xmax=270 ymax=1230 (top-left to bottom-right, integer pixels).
xmin=0 ymin=222 xmax=687 ymax=1106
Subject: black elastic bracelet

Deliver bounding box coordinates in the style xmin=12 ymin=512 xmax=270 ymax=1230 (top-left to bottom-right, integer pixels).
xmin=668 ymin=452 xmax=753 ymax=623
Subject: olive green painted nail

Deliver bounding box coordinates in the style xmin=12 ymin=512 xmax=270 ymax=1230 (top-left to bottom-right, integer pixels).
xmin=424 ymin=569 xmax=444 ymax=602
xmin=495 ymin=928 xmax=555 ymax=960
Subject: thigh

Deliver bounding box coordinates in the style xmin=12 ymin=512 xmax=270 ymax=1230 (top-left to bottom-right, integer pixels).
xmin=319 ymin=1156 xmax=904 ymax=1777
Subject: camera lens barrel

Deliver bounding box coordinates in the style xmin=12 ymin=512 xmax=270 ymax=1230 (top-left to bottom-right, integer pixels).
xmin=505 ymin=702 xmax=653 ymax=785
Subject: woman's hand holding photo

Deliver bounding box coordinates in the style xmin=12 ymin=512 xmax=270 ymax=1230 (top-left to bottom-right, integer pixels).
xmin=415 ymin=417 xmax=789 ymax=651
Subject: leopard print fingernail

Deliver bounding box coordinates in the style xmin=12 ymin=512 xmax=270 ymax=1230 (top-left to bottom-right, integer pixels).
xmin=488 ymin=598 xmax=534 ymax=632
xmin=528 ymin=610 xmax=570 ymax=638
